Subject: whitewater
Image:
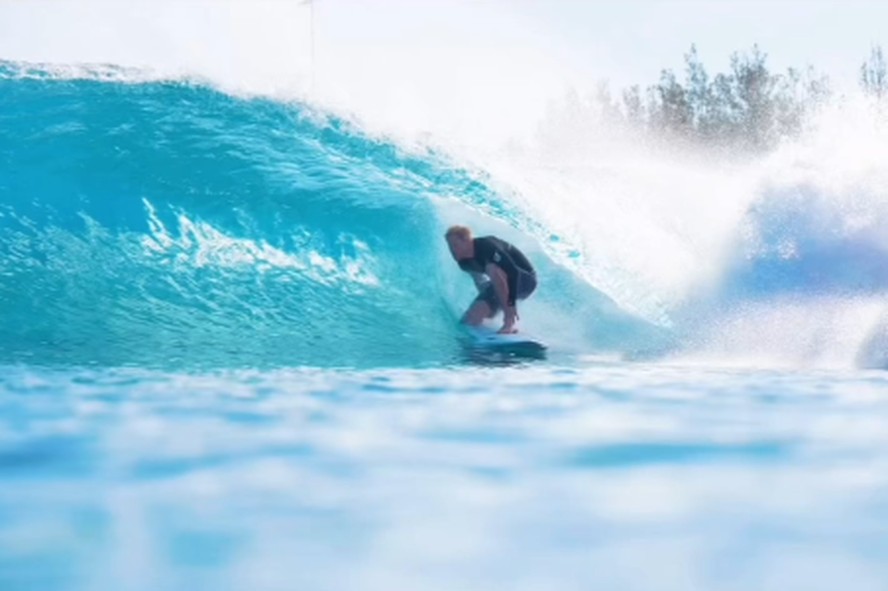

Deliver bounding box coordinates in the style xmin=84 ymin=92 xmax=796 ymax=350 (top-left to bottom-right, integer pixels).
xmin=1 ymin=52 xmax=888 ymax=591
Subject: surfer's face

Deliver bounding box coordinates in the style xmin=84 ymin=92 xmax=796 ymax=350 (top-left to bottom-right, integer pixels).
xmin=446 ymin=234 xmax=472 ymax=261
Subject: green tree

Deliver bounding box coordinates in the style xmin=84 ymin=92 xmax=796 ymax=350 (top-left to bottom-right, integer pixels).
xmin=622 ymin=85 xmax=644 ymax=127
xmin=861 ymin=45 xmax=887 ymax=100
xmin=729 ymin=45 xmax=777 ymax=150
xmin=593 ymin=81 xmax=623 ymax=124
xmin=651 ymin=69 xmax=692 ymax=137
xmin=684 ymin=45 xmax=715 ymax=139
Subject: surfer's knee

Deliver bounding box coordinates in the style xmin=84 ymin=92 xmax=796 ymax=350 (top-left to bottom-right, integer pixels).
xmin=462 ymin=301 xmax=492 ymax=325
xmin=460 ymin=312 xmax=483 ymax=326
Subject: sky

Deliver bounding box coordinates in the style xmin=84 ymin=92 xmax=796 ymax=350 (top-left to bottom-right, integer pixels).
xmin=514 ymin=0 xmax=888 ymax=89
xmin=1 ymin=0 xmax=886 ymax=145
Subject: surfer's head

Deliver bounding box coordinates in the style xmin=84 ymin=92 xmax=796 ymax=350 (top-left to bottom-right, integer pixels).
xmin=445 ymin=225 xmax=474 ymax=260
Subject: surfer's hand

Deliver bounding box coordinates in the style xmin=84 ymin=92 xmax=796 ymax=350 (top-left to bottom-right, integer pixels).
xmin=499 ymin=308 xmax=518 ymax=334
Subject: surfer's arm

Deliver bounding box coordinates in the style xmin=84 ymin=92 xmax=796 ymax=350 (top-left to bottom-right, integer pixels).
xmin=485 ymin=264 xmax=509 ymax=308
xmin=485 ymin=263 xmax=518 ymax=334
xmin=486 ymin=263 xmax=519 ymax=333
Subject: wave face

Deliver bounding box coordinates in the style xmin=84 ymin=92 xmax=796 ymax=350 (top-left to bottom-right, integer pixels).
xmin=4 ymin=63 xmax=887 ymax=370
xmin=0 ymin=64 xmax=659 ymax=369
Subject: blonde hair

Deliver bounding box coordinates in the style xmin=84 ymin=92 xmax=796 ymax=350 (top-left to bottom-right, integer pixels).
xmin=444 ymin=225 xmax=472 ymax=240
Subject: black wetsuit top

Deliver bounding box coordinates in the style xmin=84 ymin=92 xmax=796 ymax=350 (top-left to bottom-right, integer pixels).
xmin=457 ymin=236 xmax=535 ymax=306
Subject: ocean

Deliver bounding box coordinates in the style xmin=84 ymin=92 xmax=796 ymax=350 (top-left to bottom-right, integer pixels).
xmin=1 ymin=62 xmax=887 ymax=591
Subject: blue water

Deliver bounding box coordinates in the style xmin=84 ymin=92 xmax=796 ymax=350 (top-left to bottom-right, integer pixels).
xmin=2 ymin=63 xmax=888 ymax=591
xmin=0 ymin=62 xmax=662 ymax=369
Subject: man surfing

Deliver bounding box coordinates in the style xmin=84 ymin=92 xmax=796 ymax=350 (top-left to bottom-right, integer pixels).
xmin=444 ymin=225 xmax=537 ymax=334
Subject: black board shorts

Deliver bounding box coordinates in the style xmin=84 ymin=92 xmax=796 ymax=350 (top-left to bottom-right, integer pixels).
xmin=474 ymin=269 xmax=537 ymax=313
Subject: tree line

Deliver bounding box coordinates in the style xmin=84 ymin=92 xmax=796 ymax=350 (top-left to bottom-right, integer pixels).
xmin=553 ymin=45 xmax=888 ymax=154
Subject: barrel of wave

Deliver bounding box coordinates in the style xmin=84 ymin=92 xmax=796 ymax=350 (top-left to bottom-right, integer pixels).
xmin=0 ymin=71 xmax=466 ymax=369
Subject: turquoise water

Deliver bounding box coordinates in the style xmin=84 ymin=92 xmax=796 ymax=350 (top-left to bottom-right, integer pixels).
xmin=2 ymin=63 xmax=888 ymax=590
xmin=3 ymin=365 xmax=888 ymax=591
xmin=0 ymin=63 xmax=660 ymax=369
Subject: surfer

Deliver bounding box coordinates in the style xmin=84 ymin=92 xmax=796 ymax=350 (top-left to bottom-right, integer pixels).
xmin=444 ymin=225 xmax=537 ymax=334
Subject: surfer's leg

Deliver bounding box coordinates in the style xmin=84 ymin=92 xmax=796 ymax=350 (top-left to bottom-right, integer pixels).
xmin=461 ymin=284 xmax=499 ymax=325
xmin=515 ymin=270 xmax=537 ymax=301
xmin=461 ymin=300 xmax=494 ymax=325
xmin=508 ymin=271 xmax=537 ymax=331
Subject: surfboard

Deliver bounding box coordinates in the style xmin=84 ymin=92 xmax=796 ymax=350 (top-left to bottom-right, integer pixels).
xmin=464 ymin=325 xmax=547 ymax=356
